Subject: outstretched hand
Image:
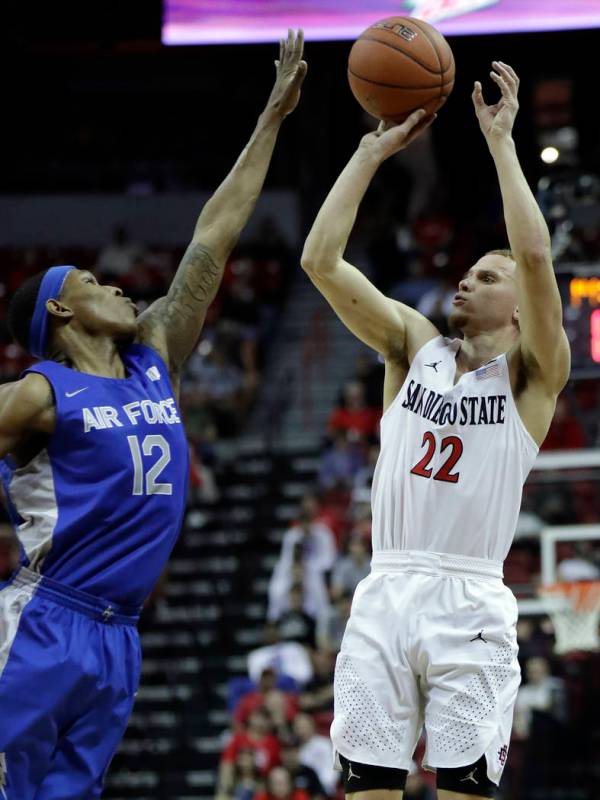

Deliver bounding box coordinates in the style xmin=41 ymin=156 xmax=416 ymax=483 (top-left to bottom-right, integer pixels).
xmin=472 ymin=61 xmax=520 ymax=141
xmin=266 ymin=28 xmax=307 ymax=120
xmin=359 ymin=109 xmax=436 ymax=162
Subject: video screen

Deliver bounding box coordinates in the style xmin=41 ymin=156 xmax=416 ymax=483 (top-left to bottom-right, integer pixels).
xmin=163 ymin=0 xmax=600 ymax=45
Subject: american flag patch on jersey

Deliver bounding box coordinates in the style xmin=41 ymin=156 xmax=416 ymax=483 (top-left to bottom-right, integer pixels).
xmin=475 ymin=360 xmax=501 ymax=380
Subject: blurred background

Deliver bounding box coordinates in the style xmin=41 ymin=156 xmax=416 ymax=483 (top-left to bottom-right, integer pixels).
xmin=1 ymin=1 xmax=599 ymax=798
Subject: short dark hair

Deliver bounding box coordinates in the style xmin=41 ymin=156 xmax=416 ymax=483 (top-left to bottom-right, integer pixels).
xmin=486 ymin=248 xmax=515 ymax=261
xmin=6 ymin=269 xmax=50 ymax=352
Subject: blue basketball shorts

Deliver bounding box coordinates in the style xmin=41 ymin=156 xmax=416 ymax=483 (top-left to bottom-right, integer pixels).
xmin=0 ymin=567 xmax=141 ymax=799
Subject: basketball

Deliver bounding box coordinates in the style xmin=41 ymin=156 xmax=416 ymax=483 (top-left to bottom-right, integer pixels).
xmin=347 ymin=16 xmax=455 ymax=123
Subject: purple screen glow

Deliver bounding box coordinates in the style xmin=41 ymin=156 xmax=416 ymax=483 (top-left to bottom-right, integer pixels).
xmin=163 ymin=0 xmax=600 ymax=45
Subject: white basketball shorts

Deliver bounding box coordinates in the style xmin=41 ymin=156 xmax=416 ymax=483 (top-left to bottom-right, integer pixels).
xmin=331 ymin=550 xmax=520 ymax=786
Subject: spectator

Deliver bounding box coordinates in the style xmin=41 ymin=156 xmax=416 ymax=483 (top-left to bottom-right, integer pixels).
xmin=220 ymin=258 xmax=261 ymax=373
xmin=513 ymin=657 xmax=569 ymax=797
xmin=219 ymin=708 xmax=281 ymax=794
xmin=188 ymin=439 xmax=220 ymax=504
xmin=515 ymin=618 xmax=554 ymax=662
xmin=416 ymin=274 xmax=457 ymax=335
xmin=268 ymin=496 xmax=336 ymax=622
xmin=318 ymin=431 xmax=366 ymax=491
xmin=229 ymin=748 xmax=263 ymax=800
xmin=292 ymin=714 xmax=338 ymax=796
xmin=331 ymin=534 xmax=371 ymax=599
xmin=316 ymin=592 xmax=353 ymax=655
xmin=328 ymin=381 xmax=380 ymax=440
xmin=513 ymin=657 xmax=567 ymax=740
xmin=254 ymin=766 xmax=310 ymax=800
xmin=276 ymin=585 xmax=317 ymax=649
xmin=233 ymin=668 xmax=298 ymax=730
xmin=248 ymin=627 xmax=313 ymax=687
xmin=298 ymin=650 xmax=335 ymax=725
xmin=96 ymin=224 xmax=144 ymax=280
xmin=184 ymin=333 xmax=245 ymax=438
xmin=540 ymin=395 xmax=587 ymax=450
xmin=352 ymin=443 xmax=380 ymax=495
xmin=279 ymin=738 xmax=326 ymax=800
xmin=354 ymin=352 xmax=385 ymax=408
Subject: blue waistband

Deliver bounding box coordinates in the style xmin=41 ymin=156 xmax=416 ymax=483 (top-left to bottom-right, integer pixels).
xmin=11 ymin=567 xmax=141 ymax=626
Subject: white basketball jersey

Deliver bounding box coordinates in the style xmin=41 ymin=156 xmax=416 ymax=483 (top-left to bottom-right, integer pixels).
xmin=371 ymin=336 xmax=538 ymax=561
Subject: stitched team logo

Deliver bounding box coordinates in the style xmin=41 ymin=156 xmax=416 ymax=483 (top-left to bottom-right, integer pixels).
xmin=498 ymin=744 xmax=509 ymax=765
xmin=0 ymin=752 xmax=7 ymax=799
xmin=405 ymin=0 xmax=500 ymax=24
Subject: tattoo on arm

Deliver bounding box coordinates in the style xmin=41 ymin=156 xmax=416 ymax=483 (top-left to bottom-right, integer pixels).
xmin=157 ymin=242 xmax=223 ymax=366
xmin=162 ymin=243 xmax=221 ymax=324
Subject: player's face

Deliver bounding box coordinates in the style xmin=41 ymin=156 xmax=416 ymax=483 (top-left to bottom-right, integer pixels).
xmin=448 ymin=254 xmax=518 ymax=334
xmin=59 ymin=269 xmax=138 ymax=340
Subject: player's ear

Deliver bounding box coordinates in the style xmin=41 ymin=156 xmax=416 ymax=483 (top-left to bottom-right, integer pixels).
xmin=46 ymin=298 xmax=74 ymax=320
xmin=512 ymin=305 xmax=519 ymax=327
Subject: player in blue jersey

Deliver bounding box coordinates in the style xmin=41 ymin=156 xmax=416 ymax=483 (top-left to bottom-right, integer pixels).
xmin=0 ymin=30 xmax=306 ymax=800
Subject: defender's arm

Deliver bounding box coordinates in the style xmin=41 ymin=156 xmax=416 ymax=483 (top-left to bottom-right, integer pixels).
xmin=301 ymin=111 xmax=438 ymax=363
xmin=474 ymin=62 xmax=570 ymax=393
xmin=137 ymin=30 xmax=307 ymax=372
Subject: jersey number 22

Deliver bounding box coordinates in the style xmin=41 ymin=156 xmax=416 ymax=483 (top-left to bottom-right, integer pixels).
xmin=410 ymin=431 xmax=463 ymax=484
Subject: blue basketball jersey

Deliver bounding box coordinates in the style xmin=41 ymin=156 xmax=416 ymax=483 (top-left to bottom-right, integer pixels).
xmin=1 ymin=344 xmax=189 ymax=607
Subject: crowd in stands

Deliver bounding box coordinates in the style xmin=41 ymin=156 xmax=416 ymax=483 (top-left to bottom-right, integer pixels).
xmin=217 ymin=327 xmax=599 ymax=800
xmin=3 ymin=169 xmax=600 ymax=800
xmin=0 ymin=219 xmax=294 ymax=507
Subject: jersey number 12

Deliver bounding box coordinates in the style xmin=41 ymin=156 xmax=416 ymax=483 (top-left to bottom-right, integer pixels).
xmin=127 ymin=434 xmax=173 ymax=496
xmin=410 ymin=431 xmax=463 ymax=484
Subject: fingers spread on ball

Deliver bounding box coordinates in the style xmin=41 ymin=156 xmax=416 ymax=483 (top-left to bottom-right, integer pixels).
xmin=404 ymin=108 xmax=427 ymax=129
xmin=406 ymin=112 xmax=436 ymax=142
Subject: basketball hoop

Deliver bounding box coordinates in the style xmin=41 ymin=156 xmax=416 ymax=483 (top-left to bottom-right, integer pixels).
xmin=538 ymin=580 xmax=600 ymax=655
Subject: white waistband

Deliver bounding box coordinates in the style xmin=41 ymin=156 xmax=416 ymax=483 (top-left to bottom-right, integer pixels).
xmin=371 ymin=550 xmax=503 ymax=580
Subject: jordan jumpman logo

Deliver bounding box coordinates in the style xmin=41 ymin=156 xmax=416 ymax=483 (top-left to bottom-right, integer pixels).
xmin=347 ymin=763 xmax=362 ymax=781
xmin=460 ymin=768 xmax=479 ymax=784
xmin=470 ymin=630 xmax=487 ymax=643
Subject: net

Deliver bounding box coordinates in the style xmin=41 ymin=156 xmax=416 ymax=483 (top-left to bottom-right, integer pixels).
xmin=538 ymin=580 xmax=600 ymax=655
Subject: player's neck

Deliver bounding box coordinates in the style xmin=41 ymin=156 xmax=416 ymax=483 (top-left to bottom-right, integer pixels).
xmin=52 ymin=332 xmax=128 ymax=379
xmin=457 ymin=328 xmax=518 ymax=371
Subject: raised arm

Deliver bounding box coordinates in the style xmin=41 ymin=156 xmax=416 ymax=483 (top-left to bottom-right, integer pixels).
xmin=137 ymin=30 xmax=307 ymax=373
xmin=473 ymin=62 xmax=570 ymax=393
xmin=301 ymin=111 xmax=438 ymax=363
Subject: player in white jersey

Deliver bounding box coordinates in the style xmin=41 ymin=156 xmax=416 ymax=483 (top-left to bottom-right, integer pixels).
xmin=301 ymin=63 xmax=570 ymax=800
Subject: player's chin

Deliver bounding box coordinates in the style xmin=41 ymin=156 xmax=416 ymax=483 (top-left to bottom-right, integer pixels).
xmin=114 ymin=319 xmax=138 ymax=343
xmin=448 ymin=308 xmax=468 ymax=330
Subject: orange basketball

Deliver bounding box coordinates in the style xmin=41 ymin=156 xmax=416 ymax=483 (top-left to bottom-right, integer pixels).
xmin=348 ymin=16 xmax=455 ymax=123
